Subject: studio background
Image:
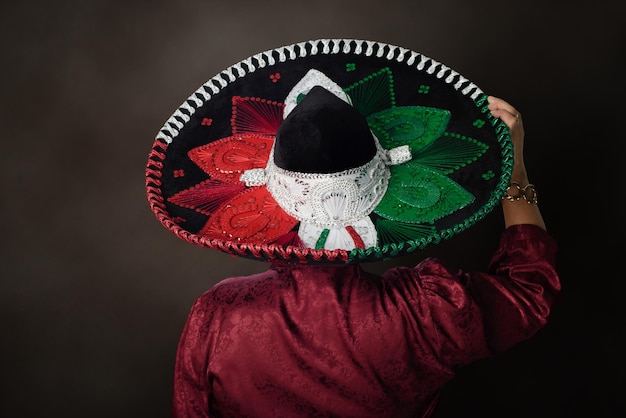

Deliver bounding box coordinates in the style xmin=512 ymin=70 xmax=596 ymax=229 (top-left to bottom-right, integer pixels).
xmin=2 ymin=0 xmax=623 ymax=417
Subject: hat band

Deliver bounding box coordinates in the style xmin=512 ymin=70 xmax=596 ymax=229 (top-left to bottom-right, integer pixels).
xmin=264 ymin=146 xmax=391 ymax=229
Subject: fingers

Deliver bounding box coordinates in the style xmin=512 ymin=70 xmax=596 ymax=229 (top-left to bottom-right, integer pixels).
xmin=487 ymin=95 xmax=521 ymax=130
xmin=488 ymin=95 xmax=526 ymax=182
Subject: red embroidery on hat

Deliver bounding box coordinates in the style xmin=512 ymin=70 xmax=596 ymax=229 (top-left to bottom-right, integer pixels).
xmin=201 ymin=118 xmax=213 ymax=126
xmin=345 ymin=225 xmax=366 ymax=249
xmin=166 ymin=96 xmax=287 ymax=247
xmin=168 ymin=179 xmax=246 ymax=216
xmin=188 ymin=134 xmax=274 ymax=183
xmin=269 ymin=73 xmax=281 ymax=82
xmin=231 ymin=96 xmax=284 ymax=135
xmin=173 ymin=169 xmax=185 ymax=178
xmin=199 ymin=187 xmax=297 ymax=243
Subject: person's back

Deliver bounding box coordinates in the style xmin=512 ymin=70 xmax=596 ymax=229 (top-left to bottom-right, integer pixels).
xmin=175 ymin=264 xmax=445 ymax=417
xmin=173 ymin=225 xmax=559 ymax=417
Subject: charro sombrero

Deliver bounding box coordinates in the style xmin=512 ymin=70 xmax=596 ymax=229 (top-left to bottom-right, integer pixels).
xmin=146 ymin=38 xmax=513 ymax=264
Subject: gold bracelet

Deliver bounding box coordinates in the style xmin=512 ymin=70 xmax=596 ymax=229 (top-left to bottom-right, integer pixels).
xmin=503 ymin=182 xmax=538 ymax=204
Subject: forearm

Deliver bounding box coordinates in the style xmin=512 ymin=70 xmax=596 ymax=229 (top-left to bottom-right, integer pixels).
xmin=487 ymin=96 xmax=546 ymax=231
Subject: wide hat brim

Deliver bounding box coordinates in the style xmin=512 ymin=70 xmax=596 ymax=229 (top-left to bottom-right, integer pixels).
xmin=146 ymin=39 xmax=513 ymax=264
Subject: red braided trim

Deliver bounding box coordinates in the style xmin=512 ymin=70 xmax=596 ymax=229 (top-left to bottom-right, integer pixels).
xmin=344 ymin=225 xmax=365 ymax=249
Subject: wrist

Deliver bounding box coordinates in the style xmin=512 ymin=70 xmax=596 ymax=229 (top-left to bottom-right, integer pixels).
xmin=503 ymin=182 xmax=538 ymax=204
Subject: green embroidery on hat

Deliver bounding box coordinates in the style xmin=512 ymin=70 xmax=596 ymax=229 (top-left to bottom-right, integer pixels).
xmin=346 ymin=63 xmax=356 ymax=72
xmin=418 ymin=85 xmax=430 ymax=94
xmin=367 ymin=106 xmax=450 ymax=153
xmin=410 ymin=133 xmax=489 ymax=175
xmin=296 ymin=93 xmax=306 ymax=104
xmin=473 ymin=119 xmax=485 ymax=128
xmin=395 ymin=177 xmax=441 ymax=208
xmin=344 ymin=67 xmax=395 ymax=116
xmin=365 ymin=103 xmax=486 ymax=225
xmin=374 ymin=165 xmax=475 ymax=224
xmin=375 ymin=218 xmax=436 ymax=247
xmin=482 ymin=170 xmax=495 ymax=180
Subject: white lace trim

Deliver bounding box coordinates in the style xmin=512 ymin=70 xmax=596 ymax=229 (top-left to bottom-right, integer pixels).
xmin=263 ymin=145 xmax=390 ymax=228
xmin=388 ymin=145 xmax=411 ymax=165
xmin=239 ymin=138 xmax=412 ymax=236
xmin=239 ymin=168 xmax=266 ymax=186
xmin=283 ymin=69 xmax=351 ymax=118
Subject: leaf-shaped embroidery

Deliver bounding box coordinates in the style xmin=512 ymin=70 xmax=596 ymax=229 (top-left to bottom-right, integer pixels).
xmin=409 ymin=133 xmax=489 ymax=175
xmin=344 ymin=67 xmax=395 ymax=116
xmin=367 ymin=106 xmax=451 ymax=153
xmin=231 ymin=96 xmax=284 ymax=135
xmin=200 ymin=187 xmax=298 ymax=242
xmin=167 ymin=179 xmax=245 ymax=216
xmin=375 ymin=218 xmax=437 ymax=247
xmin=374 ymin=165 xmax=474 ymax=224
xmin=188 ymin=134 xmax=274 ymax=183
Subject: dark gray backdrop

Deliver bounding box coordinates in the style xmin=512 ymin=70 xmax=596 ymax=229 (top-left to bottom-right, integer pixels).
xmin=2 ymin=0 xmax=623 ymax=417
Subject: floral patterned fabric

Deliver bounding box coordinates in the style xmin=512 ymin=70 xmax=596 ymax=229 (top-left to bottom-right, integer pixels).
xmin=172 ymin=224 xmax=560 ymax=417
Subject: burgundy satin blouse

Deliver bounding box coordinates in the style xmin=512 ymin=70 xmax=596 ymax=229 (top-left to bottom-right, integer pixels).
xmin=172 ymin=224 xmax=560 ymax=417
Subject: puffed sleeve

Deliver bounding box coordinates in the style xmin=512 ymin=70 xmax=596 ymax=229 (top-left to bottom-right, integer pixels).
xmin=382 ymin=224 xmax=560 ymax=371
xmin=172 ymin=293 xmax=216 ymax=418
xmin=467 ymin=223 xmax=561 ymax=353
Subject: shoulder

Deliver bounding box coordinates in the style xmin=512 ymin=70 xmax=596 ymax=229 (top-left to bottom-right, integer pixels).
xmin=380 ymin=257 xmax=470 ymax=307
xmin=195 ymin=269 xmax=283 ymax=308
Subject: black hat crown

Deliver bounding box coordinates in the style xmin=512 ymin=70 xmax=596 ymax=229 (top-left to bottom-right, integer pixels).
xmin=274 ymin=86 xmax=377 ymax=174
